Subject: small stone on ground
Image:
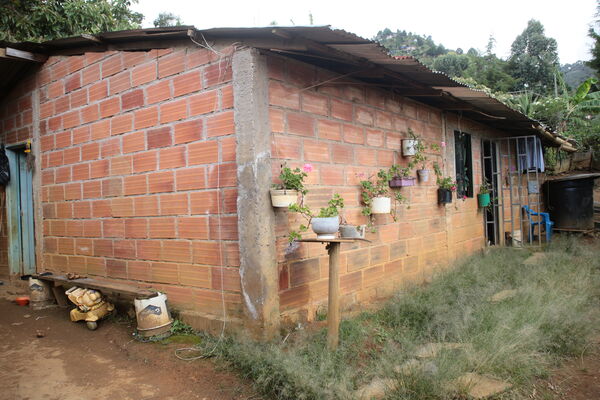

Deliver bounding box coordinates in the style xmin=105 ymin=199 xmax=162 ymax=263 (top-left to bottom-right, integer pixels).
xmin=489 ymin=289 xmax=518 ymax=303
xmin=456 ymin=373 xmax=512 ymax=399
xmin=524 ymin=252 xmax=545 ymax=265
xmin=356 ymin=378 xmax=396 ymax=400
xmin=415 ymin=342 xmax=467 ymax=359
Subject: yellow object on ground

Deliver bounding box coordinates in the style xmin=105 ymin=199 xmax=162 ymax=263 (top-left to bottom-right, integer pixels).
xmin=65 ymin=287 xmax=114 ymax=323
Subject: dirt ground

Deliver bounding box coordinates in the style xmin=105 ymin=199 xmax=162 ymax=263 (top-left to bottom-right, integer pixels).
xmin=0 ymin=299 xmax=258 ymax=400
xmin=531 ymin=335 xmax=600 ymax=400
xmin=1 ymin=294 xmax=599 ymax=400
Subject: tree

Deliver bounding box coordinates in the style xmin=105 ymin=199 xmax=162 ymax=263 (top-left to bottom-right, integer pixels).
xmin=507 ymin=20 xmax=560 ymax=94
xmin=0 ymin=0 xmax=143 ymax=42
xmin=373 ymin=28 xmax=448 ymax=61
xmin=464 ymin=53 xmax=517 ymax=93
xmin=153 ymin=12 xmax=182 ymax=27
xmin=432 ymin=52 xmax=470 ymax=77
xmin=587 ymin=2 xmax=600 ymax=76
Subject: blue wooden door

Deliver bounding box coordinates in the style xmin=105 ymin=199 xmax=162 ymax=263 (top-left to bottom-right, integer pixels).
xmin=6 ymin=148 xmax=35 ymax=275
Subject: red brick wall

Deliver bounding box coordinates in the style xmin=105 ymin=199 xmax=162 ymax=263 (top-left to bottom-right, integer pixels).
xmin=2 ymin=46 xmax=242 ymax=316
xmin=266 ymin=54 xmax=494 ymax=323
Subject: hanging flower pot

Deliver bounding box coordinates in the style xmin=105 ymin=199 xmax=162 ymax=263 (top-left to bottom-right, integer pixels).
xmin=438 ymin=188 xmax=453 ymax=204
xmin=417 ymin=169 xmax=430 ymax=182
xmin=477 ymin=193 xmax=491 ymax=208
xmin=389 ymin=176 xmax=416 ymax=188
xmin=371 ymin=196 xmax=391 ymax=214
xmin=270 ymin=189 xmax=299 ymax=208
xmin=402 ymin=139 xmax=418 ymax=156
xmin=311 ymin=217 xmax=340 ymax=240
xmin=339 ymin=224 xmax=366 ymax=239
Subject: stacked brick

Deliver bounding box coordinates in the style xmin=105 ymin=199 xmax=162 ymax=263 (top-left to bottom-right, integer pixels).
xmin=28 ymin=46 xmax=241 ymax=316
xmin=0 ymin=43 xmax=499 ymax=325
xmin=267 ymin=54 xmax=486 ymax=323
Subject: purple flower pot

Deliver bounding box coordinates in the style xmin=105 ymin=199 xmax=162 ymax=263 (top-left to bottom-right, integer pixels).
xmin=389 ymin=176 xmax=416 ymax=188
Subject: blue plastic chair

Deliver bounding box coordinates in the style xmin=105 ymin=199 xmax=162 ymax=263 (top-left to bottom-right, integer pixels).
xmin=522 ymin=205 xmax=554 ymax=243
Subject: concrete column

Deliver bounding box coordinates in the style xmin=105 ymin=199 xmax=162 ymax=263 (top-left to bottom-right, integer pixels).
xmin=232 ymin=47 xmax=280 ymax=339
xmin=32 ymin=84 xmax=44 ymax=273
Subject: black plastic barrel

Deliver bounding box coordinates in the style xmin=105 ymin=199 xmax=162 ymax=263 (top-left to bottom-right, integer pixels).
xmin=545 ymin=174 xmax=599 ymax=231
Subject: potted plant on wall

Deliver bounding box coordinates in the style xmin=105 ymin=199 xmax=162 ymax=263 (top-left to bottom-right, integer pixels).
xmin=360 ymin=169 xmax=406 ymax=229
xmin=413 ymin=142 xmax=440 ymax=183
xmin=401 ymin=128 xmax=419 ymax=156
xmin=478 ymin=179 xmax=491 ymax=208
xmin=270 ymin=163 xmax=311 ymax=208
xmin=288 ymin=194 xmax=345 ymax=241
xmin=388 ymin=163 xmax=416 ymax=187
xmin=434 ymin=162 xmax=456 ymax=204
xmin=360 ymin=169 xmax=393 ymax=215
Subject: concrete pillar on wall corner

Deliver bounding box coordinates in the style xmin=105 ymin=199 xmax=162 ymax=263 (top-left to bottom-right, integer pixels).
xmin=32 ymin=86 xmax=44 ymax=274
xmin=232 ymin=47 xmax=280 ymax=339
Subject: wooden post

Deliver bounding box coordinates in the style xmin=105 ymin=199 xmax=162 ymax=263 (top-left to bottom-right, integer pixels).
xmin=296 ymin=238 xmax=368 ymax=351
xmin=327 ymin=242 xmax=341 ymax=350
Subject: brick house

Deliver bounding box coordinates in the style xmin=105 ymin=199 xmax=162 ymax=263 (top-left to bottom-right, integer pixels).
xmin=0 ymin=26 xmax=574 ymax=335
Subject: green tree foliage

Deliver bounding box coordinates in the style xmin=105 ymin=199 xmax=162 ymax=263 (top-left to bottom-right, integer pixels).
xmin=587 ymin=2 xmax=600 ymax=76
xmin=507 ymin=19 xmax=560 ymax=94
xmin=504 ymin=78 xmax=600 ymax=152
xmin=0 ymin=0 xmax=143 ymax=42
xmin=464 ymin=53 xmax=517 ymax=93
xmin=374 ymin=28 xmax=447 ymax=61
xmin=153 ymin=12 xmax=182 ymax=27
xmin=431 ymin=52 xmax=470 ymax=77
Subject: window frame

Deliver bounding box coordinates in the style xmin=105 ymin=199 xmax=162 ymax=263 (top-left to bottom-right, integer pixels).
xmin=454 ymin=130 xmax=473 ymax=198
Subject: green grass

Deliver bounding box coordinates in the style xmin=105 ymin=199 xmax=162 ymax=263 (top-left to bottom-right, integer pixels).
xmin=197 ymin=236 xmax=600 ymax=399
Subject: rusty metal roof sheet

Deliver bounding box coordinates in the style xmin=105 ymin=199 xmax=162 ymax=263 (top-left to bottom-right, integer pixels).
xmin=0 ymin=25 xmax=575 ymax=150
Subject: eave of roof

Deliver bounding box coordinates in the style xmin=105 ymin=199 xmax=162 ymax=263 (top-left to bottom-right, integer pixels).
xmin=0 ymin=25 xmax=576 ymax=151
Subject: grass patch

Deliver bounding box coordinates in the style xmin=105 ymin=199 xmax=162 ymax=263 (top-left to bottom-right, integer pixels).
xmin=199 ymin=236 xmax=600 ymax=399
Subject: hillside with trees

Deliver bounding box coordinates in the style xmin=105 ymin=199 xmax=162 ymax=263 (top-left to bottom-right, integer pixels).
xmin=375 ymin=15 xmax=600 ymax=158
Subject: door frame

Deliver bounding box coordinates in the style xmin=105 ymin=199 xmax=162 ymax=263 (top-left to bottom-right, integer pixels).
xmin=5 ymin=143 xmax=36 ymax=275
xmin=481 ymin=139 xmax=502 ymax=246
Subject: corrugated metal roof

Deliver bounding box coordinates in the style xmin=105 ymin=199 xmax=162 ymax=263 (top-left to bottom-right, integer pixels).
xmin=0 ymin=25 xmax=575 ymax=150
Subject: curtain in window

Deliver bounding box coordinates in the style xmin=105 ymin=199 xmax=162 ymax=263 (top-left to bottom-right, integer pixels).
xmin=517 ymin=137 xmax=545 ymax=173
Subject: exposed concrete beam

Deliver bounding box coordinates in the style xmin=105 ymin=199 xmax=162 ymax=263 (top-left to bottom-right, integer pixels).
xmin=232 ymin=47 xmax=280 ymax=339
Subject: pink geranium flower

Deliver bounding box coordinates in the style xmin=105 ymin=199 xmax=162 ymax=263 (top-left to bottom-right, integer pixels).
xmin=441 ymin=141 xmax=446 ymax=148
xmin=302 ymin=163 xmax=313 ymax=173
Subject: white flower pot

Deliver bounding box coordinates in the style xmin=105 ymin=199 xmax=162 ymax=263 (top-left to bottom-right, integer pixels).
xmin=270 ymin=189 xmax=298 ymax=208
xmin=339 ymin=224 xmax=366 ymax=239
xmin=311 ymin=217 xmax=340 ymax=240
xmin=402 ymin=139 xmax=418 ymax=156
xmin=417 ymin=169 xmax=430 ymax=182
xmin=371 ymin=196 xmax=391 ymax=214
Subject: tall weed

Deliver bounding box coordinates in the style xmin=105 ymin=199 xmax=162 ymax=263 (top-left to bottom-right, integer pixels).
xmin=201 ymin=236 xmax=600 ymax=399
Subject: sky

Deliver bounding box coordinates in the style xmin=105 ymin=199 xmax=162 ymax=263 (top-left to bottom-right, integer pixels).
xmin=132 ymin=0 xmax=598 ymax=64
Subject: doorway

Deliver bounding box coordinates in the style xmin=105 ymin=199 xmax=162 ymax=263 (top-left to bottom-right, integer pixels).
xmin=5 ymin=146 xmax=35 ymax=275
xmin=482 ymin=140 xmax=500 ymax=245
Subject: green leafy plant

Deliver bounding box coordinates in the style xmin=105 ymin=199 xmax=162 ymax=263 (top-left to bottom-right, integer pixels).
xmin=413 ymin=141 xmax=441 ymax=170
xmin=479 ymin=179 xmax=491 ymax=195
xmin=433 ymin=162 xmax=456 ymax=191
xmin=273 ymin=163 xmax=310 ymax=195
xmin=359 ymin=169 xmax=406 ymax=229
xmin=389 ymin=163 xmax=413 ymax=178
xmin=288 ymin=194 xmax=344 ymax=242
